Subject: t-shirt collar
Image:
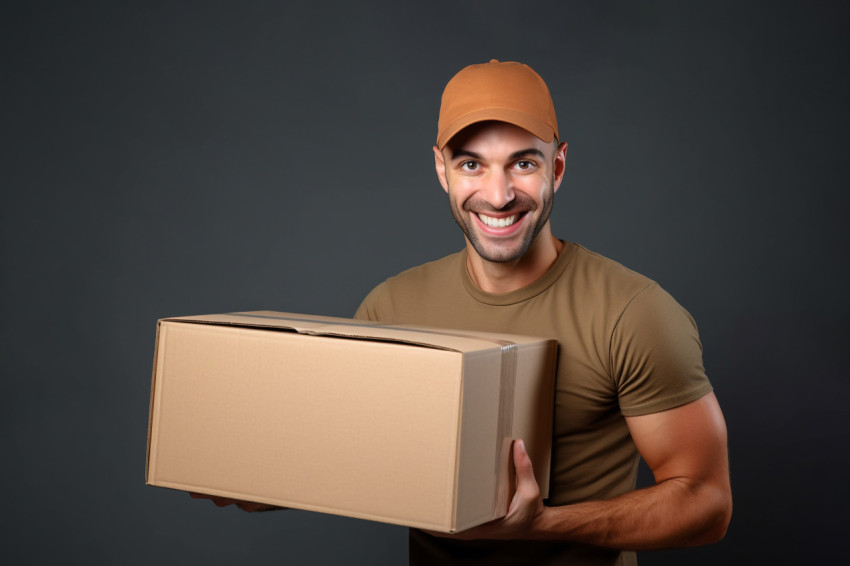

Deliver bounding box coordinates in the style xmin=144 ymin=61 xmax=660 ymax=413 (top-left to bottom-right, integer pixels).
xmin=460 ymin=240 xmax=576 ymax=306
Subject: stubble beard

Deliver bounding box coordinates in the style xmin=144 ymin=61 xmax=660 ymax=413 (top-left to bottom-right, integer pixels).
xmin=448 ymin=179 xmax=555 ymax=264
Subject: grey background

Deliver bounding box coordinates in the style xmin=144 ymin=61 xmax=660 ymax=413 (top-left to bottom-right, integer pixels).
xmin=2 ymin=1 xmax=847 ymax=564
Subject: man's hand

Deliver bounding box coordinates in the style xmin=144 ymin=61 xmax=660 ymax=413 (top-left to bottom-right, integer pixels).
xmin=189 ymin=492 xmax=282 ymax=512
xmin=431 ymin=439 xmax=548 ymax=540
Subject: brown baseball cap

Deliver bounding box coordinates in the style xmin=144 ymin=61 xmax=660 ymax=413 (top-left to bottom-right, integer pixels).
xmin=436 ymin=59 xmax=558 ymax=150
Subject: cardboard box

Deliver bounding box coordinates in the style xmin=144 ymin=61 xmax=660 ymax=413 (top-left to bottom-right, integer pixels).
xmin=146 ymin=311 xmax=557 ymax=532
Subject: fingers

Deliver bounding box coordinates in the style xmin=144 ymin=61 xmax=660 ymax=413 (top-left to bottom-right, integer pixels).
xmin=236 ymin=501 xmax=274 ymax=512
xmin=189 ymin=492 xmax=280 ymax=512
xmin=233 ymin=500 xmax=283 ymax=512
xmin=190 ymin=492 xmax=239 ymax=507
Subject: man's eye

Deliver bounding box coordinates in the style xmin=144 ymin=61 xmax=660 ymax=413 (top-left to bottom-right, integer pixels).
xmin=461 ymin=161 xmax=479 ymax=171
xmin=516 ymin=160 xmax=534 ymax=170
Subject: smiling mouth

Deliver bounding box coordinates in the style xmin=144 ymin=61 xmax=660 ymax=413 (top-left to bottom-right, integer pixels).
xmin=477 ymin=213 xmax=519 ymax=228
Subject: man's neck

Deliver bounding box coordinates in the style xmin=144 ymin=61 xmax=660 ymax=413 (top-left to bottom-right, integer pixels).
xmin=465 ymin=229 xmax=563 ymax=294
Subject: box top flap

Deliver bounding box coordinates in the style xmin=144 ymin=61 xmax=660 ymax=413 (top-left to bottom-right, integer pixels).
xmin=160 ymin=311 xmax=548 ymax=353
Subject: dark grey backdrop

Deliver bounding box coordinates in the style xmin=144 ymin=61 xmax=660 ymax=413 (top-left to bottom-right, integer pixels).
xmin=2 ymin=1 xmax=847 ymax=564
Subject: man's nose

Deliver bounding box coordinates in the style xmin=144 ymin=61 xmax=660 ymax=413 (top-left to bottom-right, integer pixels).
xmin=482 ymin=169 xmax=515 ymax=209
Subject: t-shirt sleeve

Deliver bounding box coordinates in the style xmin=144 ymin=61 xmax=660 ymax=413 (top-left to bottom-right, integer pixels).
xmin=353 ymin=282 xmax=386 ymax=322
xmin=610 ymin=283 xmax=713 ymax=416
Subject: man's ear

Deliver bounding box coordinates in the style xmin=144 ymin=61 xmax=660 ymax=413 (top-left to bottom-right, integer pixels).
xmin=552 ymin=141 xmax=568 ymax=193
xmin=433 ymin=145 xmax=449 ymax=193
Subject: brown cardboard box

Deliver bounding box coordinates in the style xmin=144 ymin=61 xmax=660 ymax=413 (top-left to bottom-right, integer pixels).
xmin=146 ymin=311 xmax=557 ymax=533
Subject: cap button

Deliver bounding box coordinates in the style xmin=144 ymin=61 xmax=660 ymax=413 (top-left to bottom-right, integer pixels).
xmin=489 ymin=59 xmax=499 ymax=63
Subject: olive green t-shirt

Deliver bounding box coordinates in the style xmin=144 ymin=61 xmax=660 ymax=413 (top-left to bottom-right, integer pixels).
xmin=355 ymin=241 xmax=713 ymax=566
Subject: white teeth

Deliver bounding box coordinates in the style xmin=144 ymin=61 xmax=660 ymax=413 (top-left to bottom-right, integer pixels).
xmin=478 ymin=214 xmax=518 ymax=228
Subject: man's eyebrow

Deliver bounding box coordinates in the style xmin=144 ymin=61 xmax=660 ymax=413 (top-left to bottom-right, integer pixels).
xmin=450 ymin=149 xmax=482 ymax=160
xmin=450 ymin=148 xmax=546 ymax=160
xmin=509 ymin=148 xmax=545 ymax=160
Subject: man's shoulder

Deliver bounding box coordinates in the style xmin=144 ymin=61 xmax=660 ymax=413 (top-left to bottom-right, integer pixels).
xmin=380 ymin=250 xmax=465 ymax=291
xmin=355 ymin=251 xmax=464 ymax=321
xmin=564 ymin=241 xmax=657 ymax=295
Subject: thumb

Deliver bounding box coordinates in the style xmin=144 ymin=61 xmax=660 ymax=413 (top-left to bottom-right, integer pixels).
xmin=513 ymin=439 xmax=538 ymax=494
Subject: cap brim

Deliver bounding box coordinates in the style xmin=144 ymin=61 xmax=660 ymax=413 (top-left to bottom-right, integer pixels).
xmin=437 ymin=108 xmax=556 ymax=149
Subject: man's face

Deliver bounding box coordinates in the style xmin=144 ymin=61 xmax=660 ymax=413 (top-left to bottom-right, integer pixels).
xmin=434 ymin=121 xmax=567 ymax=264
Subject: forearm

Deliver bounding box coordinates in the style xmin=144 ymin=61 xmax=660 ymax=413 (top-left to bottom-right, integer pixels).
xmin=533 ymin=477 xmax=731 ymax=550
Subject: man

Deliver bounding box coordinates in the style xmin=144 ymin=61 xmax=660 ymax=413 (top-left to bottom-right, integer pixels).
xmin=354 ymin=60 xmax=732 ymax=565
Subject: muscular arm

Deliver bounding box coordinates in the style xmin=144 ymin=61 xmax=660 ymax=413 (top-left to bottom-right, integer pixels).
xmin=537 ymin=392 xmax=730 ymax=548
xmin=443 ymin=392 xmax=732 ymax=549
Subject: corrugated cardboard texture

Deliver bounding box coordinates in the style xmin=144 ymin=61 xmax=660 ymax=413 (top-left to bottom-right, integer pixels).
xmin=147 ymin=311 xmax=556 ymax=532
